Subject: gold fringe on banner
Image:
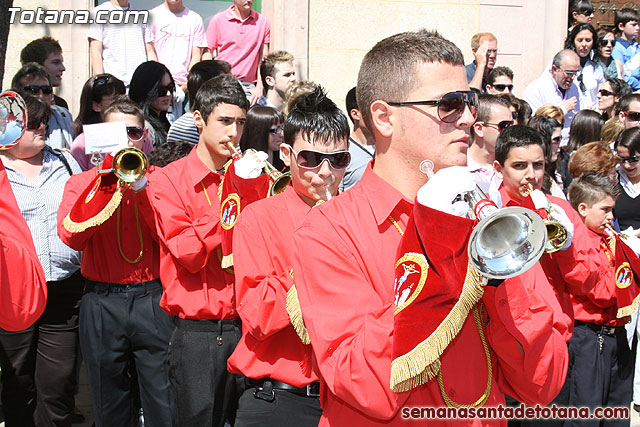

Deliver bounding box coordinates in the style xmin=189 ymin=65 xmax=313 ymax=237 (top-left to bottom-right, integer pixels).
xmin=618 ymin=292 xmax=640 ymax=318
xmin=390 ymin=263 xmax=486 ymax=393
xmin=63 ymin=185 xmax=124 ymax=233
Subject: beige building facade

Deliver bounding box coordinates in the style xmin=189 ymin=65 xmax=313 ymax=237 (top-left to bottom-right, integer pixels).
xmin=4 ymin=0 xmax=568 ymax=115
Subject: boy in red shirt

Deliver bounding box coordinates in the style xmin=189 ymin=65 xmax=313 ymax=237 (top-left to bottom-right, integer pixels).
xmin=148 ymin=74 xmax=248 ymax=427
xmin=566 ymin=173 xmax=635 ymax=425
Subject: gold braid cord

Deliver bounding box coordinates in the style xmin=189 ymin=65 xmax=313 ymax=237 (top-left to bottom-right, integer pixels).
xmin=63 ymin=184 xmax=124 ymax=233
xmin=390 ymin=263 xmax=486 ymax=393
xmin=285 ymin=269 xmax=311 ymax=345
xmin=618 ymin=293 xmax=640 ymax=318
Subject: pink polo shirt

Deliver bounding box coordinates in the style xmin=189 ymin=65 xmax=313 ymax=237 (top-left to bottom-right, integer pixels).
xmin=205 ymin=6 xmax=270 ymax=83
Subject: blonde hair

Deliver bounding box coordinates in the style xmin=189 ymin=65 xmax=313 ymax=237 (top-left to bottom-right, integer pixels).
xmin=284 ymin=80 xmax=319 ymax=116
xmin=601 ymin=117 xmax=624 ymax=144
xmin=535 ymin=104 xmax=565 ymax=126
xmin=470 ymin=32 xmax=497 ymax=50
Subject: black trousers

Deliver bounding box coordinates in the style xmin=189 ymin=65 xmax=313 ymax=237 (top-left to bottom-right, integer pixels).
xmin=0 ymin=272 xmax=84 ymax=427
xmin=564 ymin=323 xmax=633 ymax=427
xmin=79 ymin=279 xmax=175 ymax=427
xmin=168 ymin=317 xmax=242 ymax=427
xmin=235 ymin=385 xmax=322 ymax=427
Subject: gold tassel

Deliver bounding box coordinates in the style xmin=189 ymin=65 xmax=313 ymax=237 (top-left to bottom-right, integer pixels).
xmin=63 ymin=185 xmax=124 ymax=233
xmin=618 ymin=292 xmax=640 ymax=318
xmin=221 ymin=254 xmax=234 ymax=269
xmin=286 ymin=284 xmax=310 ymax=345
xmin=390 ymin=263 xmax=485 ymax=393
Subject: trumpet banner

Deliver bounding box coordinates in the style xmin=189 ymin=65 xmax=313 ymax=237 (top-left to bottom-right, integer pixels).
xmin=219 ymin=161 xmax=270 ymax=269
xmin=390 ymin=204 xmax=485 ymax=392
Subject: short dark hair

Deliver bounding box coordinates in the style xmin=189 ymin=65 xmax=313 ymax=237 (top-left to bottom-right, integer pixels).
xmin=565 ymin=23 xmax=600 ymax=62
xmin=357 ymin=29 xmax=464 ymax=132
xmin=472 ymin=94 xmax=512 ymax=138
xmin=20 ymin=36 xmax=62 ymax=65
xmin=614 ymin=126 xmax=640 ymax=156
xmin=186 ymin=60 xmax=231 ymax=106
xmin=568 ymin=173 xmax=620 ymax=211
xmin=615 ymin=7 xmax=640 ymax=30
xmin=193 ymin=74 xmax=249 ymax=123
xmin=345 ymin=87 xmax=358 ymax=124
xmin=259 ymin=51 xmax=294 ymax=89
xmin=11 ymin=62 xmax=51 ymax=90
xmin=615 ymin=93 xmax=640 ymax=115
xmin=487 ymin=66 xmax=514 ymax=85
xmin=498 ymin=93 xmax=532 ymax=125
xmin=284 ymin=86 xmax=349 ymax=148
xmin=567 ymin=109 xmax=605 ymax=152
xmin=495 ymin=125 xmax=547 ymax=165
xmin=103 ymin=96 xmax=145 ymax=126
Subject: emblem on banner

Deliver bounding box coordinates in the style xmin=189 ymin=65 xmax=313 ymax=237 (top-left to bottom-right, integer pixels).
xmin=616 ymin=262 xmax=633 ymax=289
xmin=220 ymin=193 xmax=241 ymax=230
xmin=393 ymin=252 xmax=429 ymax=314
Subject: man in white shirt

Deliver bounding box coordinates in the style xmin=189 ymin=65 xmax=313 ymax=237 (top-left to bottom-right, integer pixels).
xmin=523 ymin=49 xmax=582 ymax=145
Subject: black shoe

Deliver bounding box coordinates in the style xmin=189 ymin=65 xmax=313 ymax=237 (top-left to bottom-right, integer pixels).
xmin=633 ymin=403 xmax=640 ymax=414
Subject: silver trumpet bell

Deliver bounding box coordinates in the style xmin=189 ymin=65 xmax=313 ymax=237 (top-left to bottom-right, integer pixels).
xmin=465 ymin=186 xmax=547 ymax=279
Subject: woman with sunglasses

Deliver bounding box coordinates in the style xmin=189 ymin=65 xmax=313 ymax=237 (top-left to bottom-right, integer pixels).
xmin=239 ymin=106 xmax=286 ymax=171
xmin=70 ymin=74 xmax=127 ymax=170
xmin=614 ymin=127 xmax=640 ymax=236
xmin=564 ymin=23 xmax=606 ymax=110
xmin=596 ymin=77 xmax=632 ymax=121
xmin=597 ymin=28 xmax=622 ymax=79
xmin=568 ymin=0 xmax=594 ymax=32
xmin=129 ymin=61 xmax=175 ymax=147
xmin=0 ymin=93 xmax=84 ymax=426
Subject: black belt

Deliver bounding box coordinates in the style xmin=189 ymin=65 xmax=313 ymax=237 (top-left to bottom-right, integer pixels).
xmin=575 ymin=320 xmax=620 ymax=336
xmin=246 ymin=377 xmax=320 ymax=398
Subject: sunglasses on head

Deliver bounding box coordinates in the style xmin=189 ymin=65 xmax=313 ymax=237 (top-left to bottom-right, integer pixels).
xmin=599 ymin=88 xmax=615 ymax=97
xmin=126 ymin=126 xmax=145 ymax=142
xmin=286 ymin=144 xmax=351 ymax=169
xmin=387 ymin=91 xmax=478 ymax=123
xmin=626 ymin=111 xmax=640 ymax=122
xmin=492 ymin=84 xmax=513 ymax=92
xmin=480 ymin=120 xmax=514 ymax=132
xmin=94 ymin=75 xmax=113 ymax=87
xmin=599 ymin=39 xmax=616 ymax=47
xmin=269 ymin=125 xmax=283 ymax=134
xmin=579 ymin=8 xmax=594 ymax=15
xmin=157 ymin=83 xmax=175 ymax=96
xmin=619 ymin=155 xmax=640 ymax=164
xmin=23 ymin=85 xmax=53 ymax=95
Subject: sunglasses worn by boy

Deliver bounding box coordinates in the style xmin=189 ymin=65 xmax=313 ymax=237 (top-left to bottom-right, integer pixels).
xmin=387 ymin=91 xmax=478 ymax=123
xmin=492 ymin=84 xmax=513 ymax=92
xmin=287 ymin=144 xmax=351 ymax=169
xmin=23 ymin=85 xmax=53 ymax=95
xmin=625 ymin=111 xmax=640 ymax=122
xmin=480 ymin=120 xmax=514 ymax=132
xmin=126 ymin=126 xmax=145 ymax=142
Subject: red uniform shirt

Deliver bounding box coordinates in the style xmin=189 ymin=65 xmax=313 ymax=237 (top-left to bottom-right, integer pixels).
xmin=1 ymin=160 xmax=47 ymax=331
xmin=148 ymin=148 xmax=235 ymax=320
xmin=500 ymin=188 xmax=605 ymax=339
xmin=292 ymin=166 xmax=567 ymax=426
xmin=227 ymin=186 xmax=318 ymax=386
xmin=571 ymin=230 xmax=624 ymax=326
xmin=57 ymin=166 xmax=160 ymax=284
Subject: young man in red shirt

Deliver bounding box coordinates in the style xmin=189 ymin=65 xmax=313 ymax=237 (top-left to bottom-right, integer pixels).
xmin=228 ymin=86 xmax=350 ymax=426
xmin=58 ymin=99 xmax=174 ymax=427
xmin=148 ymin=74 xmax=248 ymax=427
xmin=291 ymin=30 xmax=569 ymax=426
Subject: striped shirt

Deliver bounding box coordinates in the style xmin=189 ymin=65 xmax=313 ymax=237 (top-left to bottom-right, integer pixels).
xmin=4 ymin=147 xmax=82 ymax=281
xmin=167 ymin=112 xmax=199 ymax=145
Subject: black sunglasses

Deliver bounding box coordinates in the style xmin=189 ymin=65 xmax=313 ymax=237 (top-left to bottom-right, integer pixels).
xmin=287 ymin=145 xmax=351 ymax=169
xmin=387 ymin=91 xmax=478 ymax=123
xmin=480 ymin=120 xmax=514 ymax=132
xmin=599 ymin=88 xmax=615 ymax=97
xmin=269 ymin=125 xmax=283 ymax=134
xmin=126 ymin=126 xmax=145 ymax=142
xmin=619 ymin=155 xmax=640 ymax=164
xmin=23 ymin=85 xmax=53 ymax=95
xmin=492 ymin=84 xmax=513 ymax=92
xmin=157 ymin=83 xmax=175 ymax=96
xmin=626 ymin=111 xmax=640 ymax=122
xmin=599 ymin=39 xmax=616 ymax=47
xmin=26 ymin=117 xmax=48 ymax=131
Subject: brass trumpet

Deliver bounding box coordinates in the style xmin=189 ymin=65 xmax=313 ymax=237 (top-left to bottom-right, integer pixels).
xmin=227 ymin=142 xmax=291 ymax=196
xmin=524 ymin=184 xmax=569 ymax=253
xmin=112 ymin=147 xmax=149 ymax=183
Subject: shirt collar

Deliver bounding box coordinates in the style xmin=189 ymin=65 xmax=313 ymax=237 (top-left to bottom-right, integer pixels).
xmin=466 ymin=155 xmax=490 ymax=173
xmin=226 ymin=5 xmax=257 ymax=23
xmin=283 ymin=185 xmax=313 ymax=229
xmin=186 ymin=146 xmax=222 ymax=188
xmin=358 ymin=163 xmax=413 ymax=226
xmin=498 ymin=184 xmax=521 ymax=207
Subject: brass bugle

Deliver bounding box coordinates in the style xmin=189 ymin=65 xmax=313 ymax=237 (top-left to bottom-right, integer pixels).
xmin=227 ymin=142 xmax=291 ymax=196
xmin=524 ymin=184 xmax=569 ymax=253
xmin=112 ymin=147 xmax=149 ymax=183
